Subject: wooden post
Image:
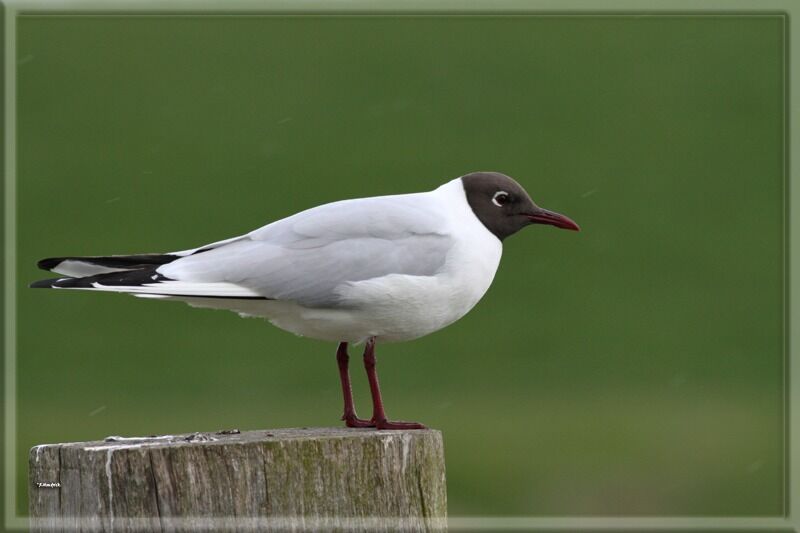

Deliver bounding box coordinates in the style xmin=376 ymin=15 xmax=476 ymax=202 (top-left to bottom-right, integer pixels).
xmin=29 ymin=427 xmax=447 ymax=532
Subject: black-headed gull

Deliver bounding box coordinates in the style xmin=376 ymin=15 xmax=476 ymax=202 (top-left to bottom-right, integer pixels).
xmin=32 ymin=171 xmax=579 ymax=430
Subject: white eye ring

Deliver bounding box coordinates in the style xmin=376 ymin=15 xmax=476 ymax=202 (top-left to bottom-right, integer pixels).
xmin=492 ymin=191 xmax=510 ymax=207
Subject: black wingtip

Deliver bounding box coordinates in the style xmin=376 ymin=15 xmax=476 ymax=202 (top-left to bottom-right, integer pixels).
xmin=36 ymin=254 xmax=180 ymax=272
xmin=30 ymin=276 xmax=92 ymax=289
xmin=37 ymin=257 xmax=65 ymax=271
xmin=30 ymin=278 xmax=62 ymax=288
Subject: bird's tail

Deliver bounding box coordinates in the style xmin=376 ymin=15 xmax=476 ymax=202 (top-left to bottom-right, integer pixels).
xmin=30 ymin=253 xmax=179 ymax=289
xmin=29 ymin=252 xmax=264 ymax=300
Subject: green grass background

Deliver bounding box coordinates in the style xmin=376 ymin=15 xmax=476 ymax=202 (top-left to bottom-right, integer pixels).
xmin=15 ymin=15 xmax=784 ymax=516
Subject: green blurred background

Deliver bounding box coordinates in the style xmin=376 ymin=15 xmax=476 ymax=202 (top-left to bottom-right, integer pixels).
xmin=15 ymin=15 xmax=784 ymax=516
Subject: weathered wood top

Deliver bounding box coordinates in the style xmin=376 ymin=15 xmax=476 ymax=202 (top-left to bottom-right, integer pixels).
xmin=30 ymin=427 xmax=447 ymax=532
xmin=34 ymin=426 xmax=438 ymax=450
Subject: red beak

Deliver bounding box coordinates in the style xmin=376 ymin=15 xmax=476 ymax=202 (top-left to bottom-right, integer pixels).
xmin=526 ymin=208 xmax=580 ymax=231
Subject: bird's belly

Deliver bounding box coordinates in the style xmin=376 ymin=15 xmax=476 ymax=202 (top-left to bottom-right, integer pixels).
xmin=266 ymin=237 xmax=503 ymax=343
xmin=260 ymin=282 xmax=481 ymax=343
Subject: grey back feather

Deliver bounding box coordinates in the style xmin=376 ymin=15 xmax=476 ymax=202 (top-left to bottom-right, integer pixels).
xmin=158 ymin=193 xmax=453 ymax=307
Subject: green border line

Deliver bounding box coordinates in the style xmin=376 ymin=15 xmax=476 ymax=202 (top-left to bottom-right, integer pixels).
xmin=3 ymin=2 xmax=795 ymax=531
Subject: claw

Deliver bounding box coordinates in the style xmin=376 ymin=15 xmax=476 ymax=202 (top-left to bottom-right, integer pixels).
xmin=373 ymin=418 xmax=427 ymax=430
xmin=342 ymin=413 xmax=375 ymax=428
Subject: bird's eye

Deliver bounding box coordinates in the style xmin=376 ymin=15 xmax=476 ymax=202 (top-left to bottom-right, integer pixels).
xmin=492 ymin=191 xmax=510 ymax=207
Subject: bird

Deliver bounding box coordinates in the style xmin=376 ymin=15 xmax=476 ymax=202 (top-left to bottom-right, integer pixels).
xmin=31 ymin=171 xmax=579 ymax=430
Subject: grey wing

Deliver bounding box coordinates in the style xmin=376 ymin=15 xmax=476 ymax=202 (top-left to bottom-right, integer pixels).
xmin=157 ymin=194 xmax=454 ymax=307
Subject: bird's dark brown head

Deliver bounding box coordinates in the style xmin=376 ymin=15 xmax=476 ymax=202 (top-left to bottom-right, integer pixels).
xmin=460 ymin=171 xmax=580 ymax=241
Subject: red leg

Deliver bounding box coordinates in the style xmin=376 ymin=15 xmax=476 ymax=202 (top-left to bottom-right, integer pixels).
xmin=363 ymin=337 xmax=427 ymax=430
xmin=336 ymin=342 xmax=373 ymax=428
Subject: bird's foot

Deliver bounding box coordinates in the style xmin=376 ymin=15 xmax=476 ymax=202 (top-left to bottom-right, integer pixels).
xmin=342 ymin=413 xmax=375 ymax=428
xmin=373 ymin=418 xmax=427 ymax=430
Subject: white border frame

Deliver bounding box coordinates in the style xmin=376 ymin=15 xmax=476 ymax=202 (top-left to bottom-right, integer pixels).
xmin=3 ymin=2 xmax=795 ymax=530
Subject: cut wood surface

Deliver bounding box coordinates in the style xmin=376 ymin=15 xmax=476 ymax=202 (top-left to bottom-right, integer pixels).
xmin=29 ymin=427 xmax=446 ymax=532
